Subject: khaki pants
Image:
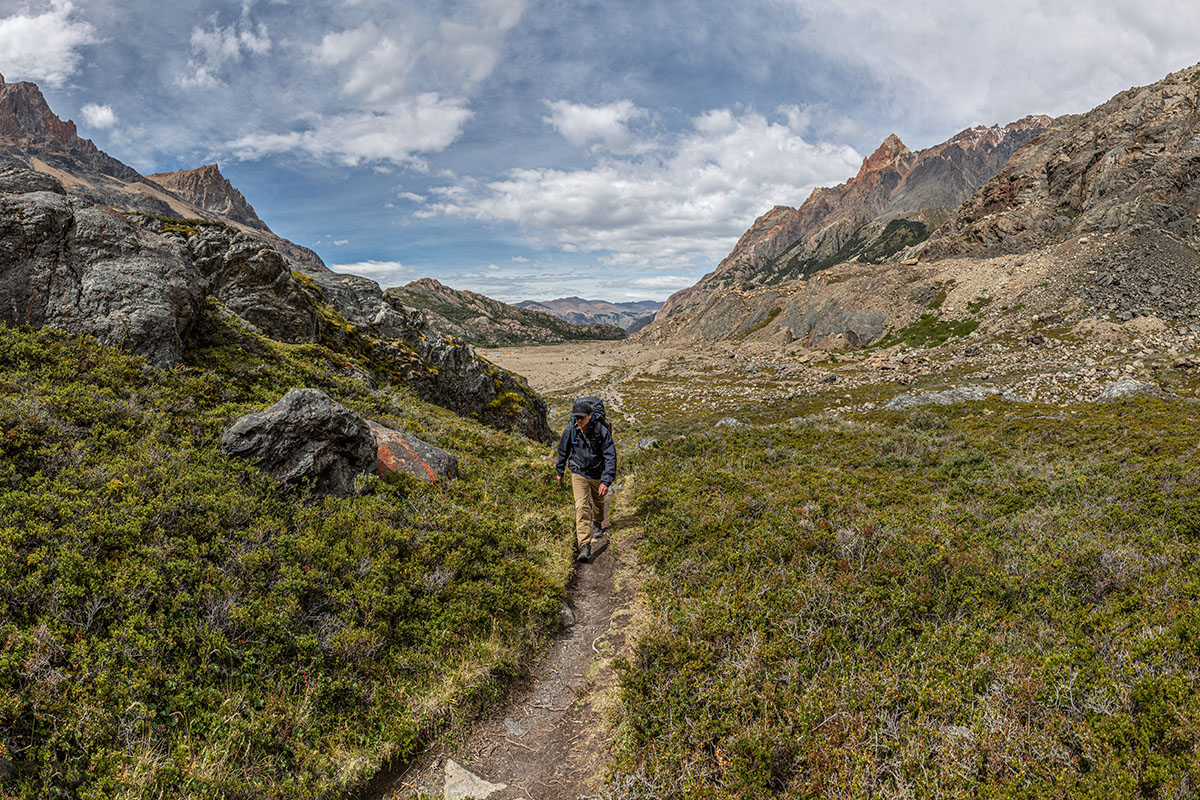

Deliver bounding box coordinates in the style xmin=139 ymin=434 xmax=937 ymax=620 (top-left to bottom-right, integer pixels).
xmin=570 ymin=474 xmax=609 ymax=548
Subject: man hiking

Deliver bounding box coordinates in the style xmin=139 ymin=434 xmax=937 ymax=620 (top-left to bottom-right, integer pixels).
xmin=555 ymin=397 xmax=616 ymax=563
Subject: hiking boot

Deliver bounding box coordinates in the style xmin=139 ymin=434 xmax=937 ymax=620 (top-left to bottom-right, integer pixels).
xmin=576 ymin=543 xmax=592 ymax=563
xmin=591 ymin=523 xmax=604 ymax=541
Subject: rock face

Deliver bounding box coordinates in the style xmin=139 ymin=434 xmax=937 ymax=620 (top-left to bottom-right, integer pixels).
xmin=147 ymin=164 xmax=268 ymax=231
xmin=0 ymin=183 xmax=203 ymax=367
xmin=657 ymin=115 xmax=1051 ymax=321
xmin=922 ymin=63 xmax=1200 ymax=259
xmin=369 ymin=421 xmax=458 ymax=482
xmin=514 ymin=296 xmax=663 ymax=330
xmin=384 ymin=278 xmax=625 ymax=346
xmin=221 ymin=389 xmax=377 ymax=496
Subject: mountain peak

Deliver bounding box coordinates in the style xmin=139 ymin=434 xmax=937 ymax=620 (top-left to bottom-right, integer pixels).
xmin=852 ymin=134 xmax=913 ymax=182
xmin=147 ymin=163 xmax=268 ymax=231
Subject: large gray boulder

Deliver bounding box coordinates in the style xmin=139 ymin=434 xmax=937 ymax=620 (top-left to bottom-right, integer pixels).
xmin=884 ymin=385 xmax=1025 ymax=410
xmin=1093 ymin=379 xmax=1167 ymax=402
xmin=0 ymin=190 xmax=202 ymax=367
xmin=221 ymin=389 xmax=376 ymax=496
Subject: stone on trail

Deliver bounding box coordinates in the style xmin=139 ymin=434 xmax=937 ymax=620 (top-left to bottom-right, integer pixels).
xmin=369 ymin=421 xmax=458 ymax=483
xmin=444 ymin=759 xmax=506 ymax=800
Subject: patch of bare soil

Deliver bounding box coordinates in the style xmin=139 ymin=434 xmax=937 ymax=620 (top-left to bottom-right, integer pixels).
xmin=369 ymin=491 xmax=637 ymax=800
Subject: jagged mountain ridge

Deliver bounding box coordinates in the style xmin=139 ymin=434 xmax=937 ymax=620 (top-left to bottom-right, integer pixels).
xmin=385 ymin=278 xmax=626 ymax=346
xmin=0 ymin=73 xmax=323 ymax=270
xmin=515 ymin=297 xmax=662 ymax=330
xmin=657 ymin=115 xmax=1051 ymax=320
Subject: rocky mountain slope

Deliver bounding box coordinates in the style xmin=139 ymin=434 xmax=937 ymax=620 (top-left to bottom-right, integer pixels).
xmin=0 ymin=168 xmax=549 ymax=440
xmin=385 ymin=278 xmax=625 ymax=346
xmin=0 ymin=73 xmax=322 ymax=270
xmin=147 ymin=163 xmax=269 ymax=231
xmin=921 ymin=62 xmax=1200 ymax=261
xmin=657 ymin=115 xmax=1051 ymax=319
xmin=516 ymin=297 xmax=662 ymax=330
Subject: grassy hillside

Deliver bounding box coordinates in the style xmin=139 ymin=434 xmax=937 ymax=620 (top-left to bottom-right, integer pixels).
xmin=611 ymin=401 xmax=1200 ymax=798
xmin=0 ymin=311 xmax=572 ymax=798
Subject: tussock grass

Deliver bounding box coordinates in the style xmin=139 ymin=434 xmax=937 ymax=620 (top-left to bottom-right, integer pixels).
xmin=0 ymin=314 xmax=572 ymax=798
xmin=611 ymin=401 xmax=1200 ymax=798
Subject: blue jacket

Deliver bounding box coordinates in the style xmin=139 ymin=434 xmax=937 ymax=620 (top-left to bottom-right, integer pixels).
xmin=556 ymin=419 xmax=616 ymax=485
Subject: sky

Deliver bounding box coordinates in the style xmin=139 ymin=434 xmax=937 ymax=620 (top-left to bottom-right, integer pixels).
xmin=2 ymin=1 xmax=1199 ymax=303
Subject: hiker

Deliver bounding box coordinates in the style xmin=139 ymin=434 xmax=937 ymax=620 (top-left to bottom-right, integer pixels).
xmin=555 ymin=397 xmax=616 ymax=563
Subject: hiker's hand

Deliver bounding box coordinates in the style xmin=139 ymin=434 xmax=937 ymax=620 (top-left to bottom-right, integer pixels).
xmin=598 ymin=483 xmax=608 ymax=497
xmin=556 ymin=474 xmax=563 ymax=484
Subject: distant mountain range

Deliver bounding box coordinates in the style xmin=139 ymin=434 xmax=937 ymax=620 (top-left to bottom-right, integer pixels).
xmin=515 ymin=297 xmax=662 ymax=331
xmin=387 ymin=279 xmax=626 ymax=346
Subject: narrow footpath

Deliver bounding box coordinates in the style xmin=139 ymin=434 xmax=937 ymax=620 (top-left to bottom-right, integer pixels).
xmin=377 ymin=482 xmax=638 ymax=800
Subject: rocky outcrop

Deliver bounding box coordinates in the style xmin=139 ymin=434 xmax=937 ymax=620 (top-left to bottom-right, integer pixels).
xmin=306 ymin=272 xmax=553 ymax=442
xmin=384 ymin=278 xmax=625 ymax=346
xmin=884 ymin=385 xmax=1025 ymax=410
xmin=147 ymin=164 xmax=268 ymax=231
xmin=657 ymin=115 xmax=1051 ymax=321
xmin=0 ymin=184 xmax=203 ymax=367
xmin=0 ymin=169 xmax=550 ymax=440
xmin=369 ymin=421 xmax=458 ymax=482
xmin=922 ymin=63 xmax=1200 ymax=259
xmin=221 ymin=389 xmax=377 ymax=496
xmin=1093 ymin=379 xmax=1167 ymax=402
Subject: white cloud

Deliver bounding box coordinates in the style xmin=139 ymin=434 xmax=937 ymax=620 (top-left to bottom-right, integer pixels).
xmin=426 ymin=0 xmax=527 ymax=85
xmin=789 ymin=1 xmax=1200 ymax=137
xmin=544 ymin=99 xmax=648 ymax=153
xmin=421 ymin=107 xmax=862 ymax=270
xmin=80 ymin=102 xmax=117 ymax=129
xmin=329 ymin=260 xmax=410 ymax=284
xmin=0 ymin=1 xmax=98 ymax=88
xmin=179 ymin=14 xmax=271 ymax=89
xmin=629 ymin=275 xmax=695 ymax=290
xmin=314 ymin=22 xmax=415 ymax=107
xmin=227 ymin=94 xmax=472 ymax=166
xmin=333 ymin=239 xmax=349 ymax=246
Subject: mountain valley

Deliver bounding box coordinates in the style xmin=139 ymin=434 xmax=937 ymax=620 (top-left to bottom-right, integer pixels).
xmin=3 ymin=53 xmax=1200 ymax=800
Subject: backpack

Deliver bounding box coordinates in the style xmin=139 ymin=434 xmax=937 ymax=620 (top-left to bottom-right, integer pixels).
xmin=577 ymin=396 xmax=611 ymax=433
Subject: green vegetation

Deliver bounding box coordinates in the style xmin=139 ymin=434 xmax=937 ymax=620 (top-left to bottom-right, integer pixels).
xmin=0 ymin=315 xmax=571 ymax=798
xmin=858 ymin=218 xmax=931 ymax=263
xmin=613 ymin=402 xmax=1200 ymax=797
xmin=967 ymin=296 xmax=994 ymax=314
xmin=122 ymin=213 xmax=227 ymax=238
xmin=770 ymin=218 xmax=932 ymax=284
xmin=873 ymin=313 xmax=980 ymax=349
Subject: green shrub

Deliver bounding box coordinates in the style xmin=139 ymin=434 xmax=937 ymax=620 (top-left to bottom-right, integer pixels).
xmin=613 ymin=402 xmax=1200 ymax=798
xmin=0 ymin=318 xmax=572 ymax=798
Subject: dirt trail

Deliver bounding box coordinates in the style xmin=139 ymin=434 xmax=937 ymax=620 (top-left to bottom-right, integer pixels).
xmin=378 ymin=488 xmax=637 ymax=800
